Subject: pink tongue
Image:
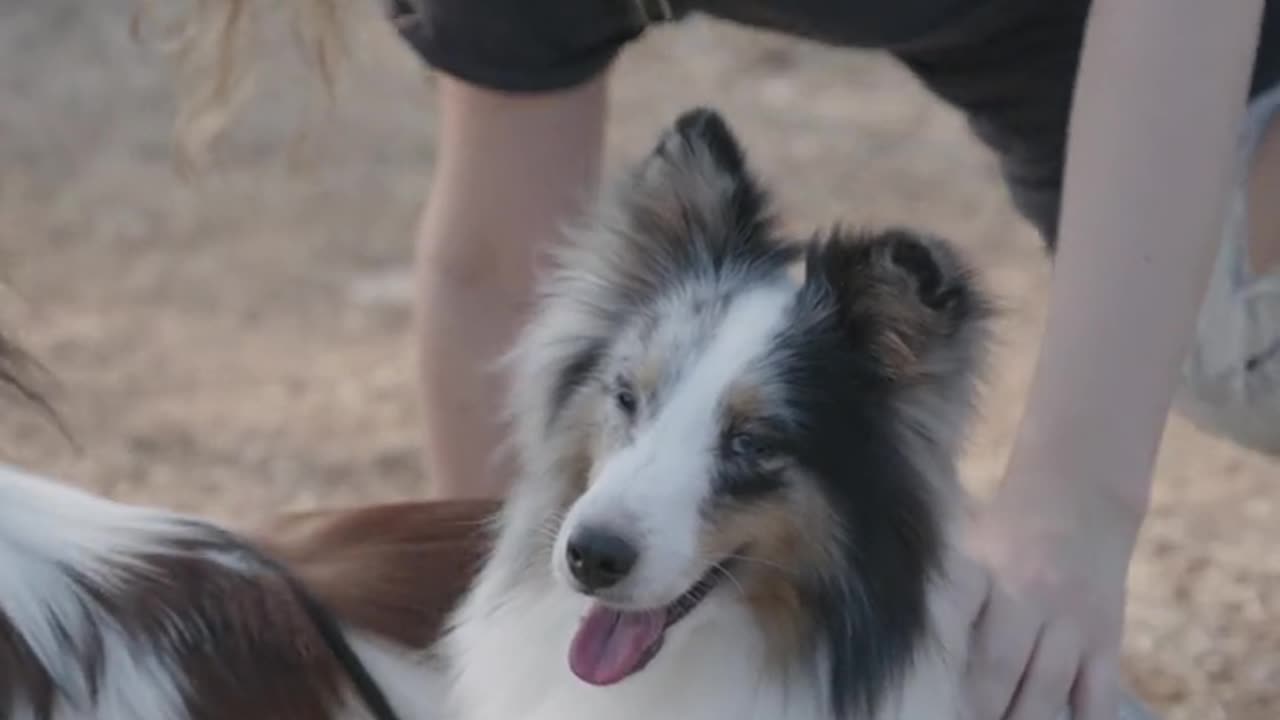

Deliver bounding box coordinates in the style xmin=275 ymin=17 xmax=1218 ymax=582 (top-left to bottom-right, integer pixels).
xmin=568 ymin=605 xmax=666 ymax=686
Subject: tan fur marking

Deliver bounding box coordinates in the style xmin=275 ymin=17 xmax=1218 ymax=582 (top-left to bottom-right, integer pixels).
xmin=786 ymin=257 xmax=807 ymax=285
xmin=847 ymin=282 xmax=943 ymax=381
xmin=634 ymin=347 xmax=665 ymax=403
xmin=697 ymin=466 xmax=840 ymax=666
xmin=724 ymin=382 xmax=765 ymax=428
xmin=876 ymin=327 xmax=920 ymax=380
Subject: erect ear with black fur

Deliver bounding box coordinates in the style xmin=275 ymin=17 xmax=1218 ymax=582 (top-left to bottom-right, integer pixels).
xmin=616 ymin=107 xmax=781 ymax=271
xmin=652 ymin=107 xmax=750 ymax=180
xmin=804 ymin=227 xmax=991 ymax=380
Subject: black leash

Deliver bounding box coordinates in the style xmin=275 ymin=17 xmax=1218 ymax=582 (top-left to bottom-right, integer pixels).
xmin=197 ymin=522 xmax=406 ymax=720
xmin=283 ymin=571 xmax=405 ymax=720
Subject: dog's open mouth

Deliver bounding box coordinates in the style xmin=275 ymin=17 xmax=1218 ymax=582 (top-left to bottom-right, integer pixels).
xmin=568 ymin=562 xmax=730 ymax=686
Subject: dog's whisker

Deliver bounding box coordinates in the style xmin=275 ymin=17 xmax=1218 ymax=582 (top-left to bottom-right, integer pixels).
xmin=719 ymin=553 xmax=799 ymax=577
xmin=718 ymin=566 xmax=748 ymax=599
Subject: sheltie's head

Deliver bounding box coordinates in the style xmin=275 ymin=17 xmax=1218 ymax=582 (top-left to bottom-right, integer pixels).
xmin=504 ymin=108 xmax=992 ymax=716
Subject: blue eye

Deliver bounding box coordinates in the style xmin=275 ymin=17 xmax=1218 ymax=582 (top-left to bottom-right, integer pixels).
xmin=728 ymin=432 xmax=770 ymax=459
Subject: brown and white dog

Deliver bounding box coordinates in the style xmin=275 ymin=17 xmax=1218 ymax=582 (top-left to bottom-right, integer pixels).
xmin=1 ymin=107 xmax=1072 ymax=720
xmin=0 ymin=460 xmax=493 ymax=719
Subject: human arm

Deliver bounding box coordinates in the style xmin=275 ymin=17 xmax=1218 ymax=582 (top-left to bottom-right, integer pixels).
xmin=1001 ymin=0 xmax=1265 ymax=561
xmin=964 ymin=0 xmax=1267 ymax=718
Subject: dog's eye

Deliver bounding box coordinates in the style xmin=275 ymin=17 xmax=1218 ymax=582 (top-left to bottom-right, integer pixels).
xmin=614 ymin=387 xmax=638 ymax=415
xmin=727 ymin=432 xmax=772 ymax=460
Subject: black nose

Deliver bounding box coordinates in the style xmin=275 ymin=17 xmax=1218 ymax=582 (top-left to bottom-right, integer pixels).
xmin=566 ymin=528 xmax=637 ymax=592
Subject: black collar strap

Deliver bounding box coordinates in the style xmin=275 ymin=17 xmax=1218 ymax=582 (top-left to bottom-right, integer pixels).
xmin=284 ymin=571 xmax=404 ymax=720
xmin=201 ymin=521 xmax=406 ymax=720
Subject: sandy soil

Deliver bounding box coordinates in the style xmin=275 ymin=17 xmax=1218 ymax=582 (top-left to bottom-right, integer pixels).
xmin=1 ymin=2 xmax=1278 ymax=717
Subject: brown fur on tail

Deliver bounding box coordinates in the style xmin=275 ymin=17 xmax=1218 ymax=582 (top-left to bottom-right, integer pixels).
xmin=252 ymin=499 xmax=499 ymax=649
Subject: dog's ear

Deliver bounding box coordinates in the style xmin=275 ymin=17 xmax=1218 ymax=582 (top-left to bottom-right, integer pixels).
xmin=803 ymin=227 xmax=991 ymax=381
xmin=616 ymin=107 xmax=779 ymax=270
xmin=507 ymin=109 xmax=789 ymax=461
xmin=649 ymin=107 xmax=750 ymax=184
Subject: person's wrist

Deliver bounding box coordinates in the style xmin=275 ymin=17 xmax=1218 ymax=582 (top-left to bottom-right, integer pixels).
xmin=971 ymin=472 xmax=1140 ymax=630
xmin=987 ymin=468 xmax=1145 ymax=557
xmin=1000 ymin=404 xmax=1157 ymax=542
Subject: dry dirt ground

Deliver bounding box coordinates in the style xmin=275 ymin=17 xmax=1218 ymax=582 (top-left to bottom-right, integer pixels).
xmin=2 ymin=2 xmax=1278 ymax=718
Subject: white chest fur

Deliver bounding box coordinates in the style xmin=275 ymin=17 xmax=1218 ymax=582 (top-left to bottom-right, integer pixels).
xmin=447 ymin=579 xmax=827 ymax=720
xmin=442 ymin=572 xmax=963 ymax=720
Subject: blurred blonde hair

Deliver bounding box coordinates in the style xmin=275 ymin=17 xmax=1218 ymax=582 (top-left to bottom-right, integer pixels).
xmin=131 ymin=0 xmax=365 ymax=173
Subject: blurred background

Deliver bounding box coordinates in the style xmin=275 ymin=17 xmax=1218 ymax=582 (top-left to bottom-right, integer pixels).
xmin=1 ymin=1 xmax=1277 ymax=717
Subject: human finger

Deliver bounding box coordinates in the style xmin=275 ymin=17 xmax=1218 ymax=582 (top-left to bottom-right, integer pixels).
xmin=1004 ymin=618 xmax=1082 ymax=720
xmin=1069 ymin=651 xmax=1121 ymax=720
xmin=963 ymin=583 xmax=1040 ymax=720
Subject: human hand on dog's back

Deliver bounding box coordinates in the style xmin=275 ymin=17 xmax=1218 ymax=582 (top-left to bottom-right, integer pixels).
xmin=959 ymin=488 xmax=1134 ymax=720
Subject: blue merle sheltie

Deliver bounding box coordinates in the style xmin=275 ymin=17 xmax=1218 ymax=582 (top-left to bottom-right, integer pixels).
xmin=443 ymin=107 xmax=991 ymax=720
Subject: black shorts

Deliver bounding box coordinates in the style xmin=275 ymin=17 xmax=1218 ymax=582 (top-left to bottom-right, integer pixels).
xmin=387 ymin=0 xmax=1280 ymax=249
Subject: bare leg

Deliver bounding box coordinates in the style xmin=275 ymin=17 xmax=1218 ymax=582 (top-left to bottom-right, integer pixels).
xmin=414 ymin=73 xmax=609 ymax=499
xmin=1249 ymin=109 xmax=1280 ymax=273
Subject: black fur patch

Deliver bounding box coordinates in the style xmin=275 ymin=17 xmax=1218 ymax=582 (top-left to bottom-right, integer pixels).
xmin=775 ymin=318 xmax=937 ymax=716
xmin=668 ymin=107 xmax=749 ymax=178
